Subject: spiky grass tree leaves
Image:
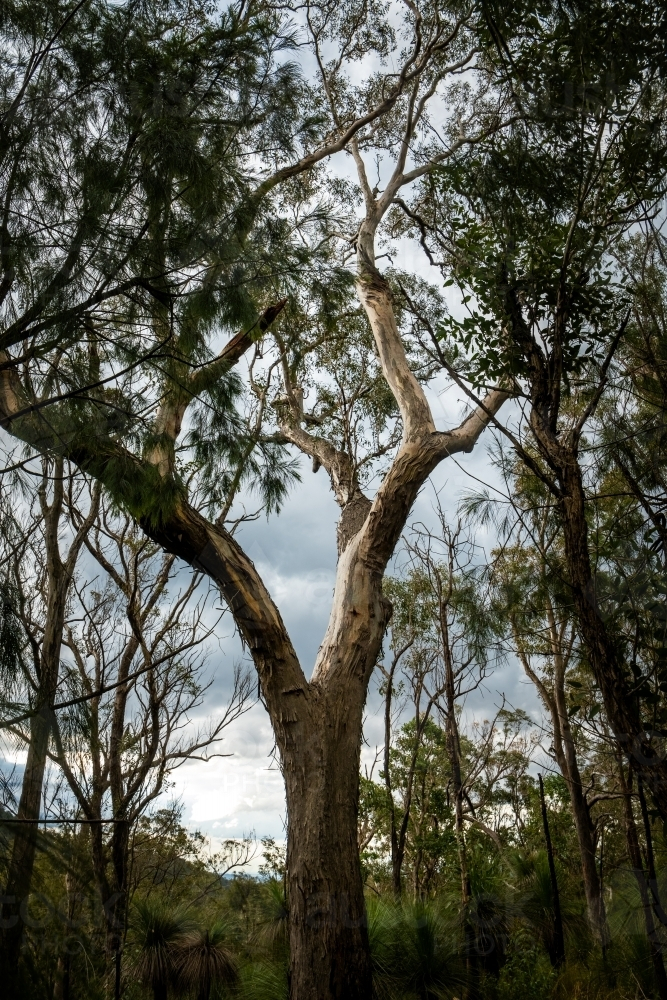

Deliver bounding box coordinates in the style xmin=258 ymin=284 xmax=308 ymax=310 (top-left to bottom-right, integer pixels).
xmin=367 ymin=897 xmax=464 ymax=1000
xmin=175 ymin=922 xmax=239 ymax=1000
xmin=133 ymin=899 xmax=191 ymax=1000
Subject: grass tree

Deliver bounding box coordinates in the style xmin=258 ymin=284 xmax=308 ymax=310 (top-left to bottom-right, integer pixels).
xmin=134 ymin=900 xmax=189 ymax=1000
xmin=175 ymin=923 xmax=238 ymax=1000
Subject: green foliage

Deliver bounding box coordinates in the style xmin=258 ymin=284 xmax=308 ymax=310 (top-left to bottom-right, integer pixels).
xmin=497 ymin=934 xmax=556 ymax=1000
xmin=132 ymin=899 xmax=191 ymax=997
xmin=368 ymin=897 xmax=464 ymax=1000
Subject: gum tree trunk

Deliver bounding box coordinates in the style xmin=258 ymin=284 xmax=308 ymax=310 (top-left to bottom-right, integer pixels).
xmin=283 ymin=683 xmax=372 ymax=997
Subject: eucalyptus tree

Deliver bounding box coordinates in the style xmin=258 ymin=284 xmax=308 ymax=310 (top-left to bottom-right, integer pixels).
xmin=50 ymin=502 xmax=252 ymax=998
xmin=482 ymin=471 xmax=609 ymax=946
xmin=403 ymin=518 xmax=495 ymax=903
xmin=377 ymin=518 xmax=495 ymax=905
xmin=0 ymin=0 xmax=517 ymax=995
xmin=375 ymin=572 xmax=447 ymax=898
xmin=0 ymin=460 xmax=99 ymax=978
xmin=400 ymin=0 xmax=667 ymax=816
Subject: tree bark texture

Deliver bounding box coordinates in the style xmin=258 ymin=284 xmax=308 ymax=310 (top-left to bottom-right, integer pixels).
xmin=283 ymin=682 xmax=372 ymax=998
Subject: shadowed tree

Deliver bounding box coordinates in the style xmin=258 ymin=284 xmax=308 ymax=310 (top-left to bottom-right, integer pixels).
xmin=0 ymin=461 xmax=99 ymax=978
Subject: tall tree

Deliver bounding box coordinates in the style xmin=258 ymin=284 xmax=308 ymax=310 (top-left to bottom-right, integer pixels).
xmin=404 ymin=0 xmax=667 ymax=816
xmin=50 ymin=503 xmax=252 ymax=997
xmin=484 ymin=479 xmax=609 ymax=945
xmin=0 ymin=1 xmax=513 ymax=996
xmin=0 ymin=461 xmax=99 ymax=981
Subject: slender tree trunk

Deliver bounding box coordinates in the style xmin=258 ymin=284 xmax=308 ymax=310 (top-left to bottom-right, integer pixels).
xmin=443 ymin=653 xmax=469 ymax=907
xmin=566 ymin=766 xmax=607 ymax=943
xmin=620 ymin=763 xmax=667 ymax=999
xmin=638 ymin=776 xmax=667 ymax=935
xmin=530 ymin=423 xmax=667 ymax=819
xmin=108 ymin=820 xmax=130 ymax=1000
xmin=538 ymin=774 xmax=565 ymax=968
xmin=53 ymin=952 xmax=71 ymax=1000
xmin=550 ymin=631 xmax=608 ymax=946
xmin=1 ymin=520 xmax=68 ymax=983
xmin=383 ymin=654 xmax=402 ymax=897
xmin=1 ymin=468 xmax=97 ymax=992
xmin=446 ymin=686 xmax=474 ymax=991
xmin=283 ymin=685 xmax=372 ymax=1000
xmin=1 ymin=709 xmax=52 ymax=980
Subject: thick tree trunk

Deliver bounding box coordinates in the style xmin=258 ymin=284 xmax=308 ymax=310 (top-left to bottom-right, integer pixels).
xmin=283 ymin=683 xmax=372 ymax=1000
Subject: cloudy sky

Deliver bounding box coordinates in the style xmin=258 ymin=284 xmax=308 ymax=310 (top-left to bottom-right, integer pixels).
xmin=169 ymin=380 xmax=543 ymax=852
